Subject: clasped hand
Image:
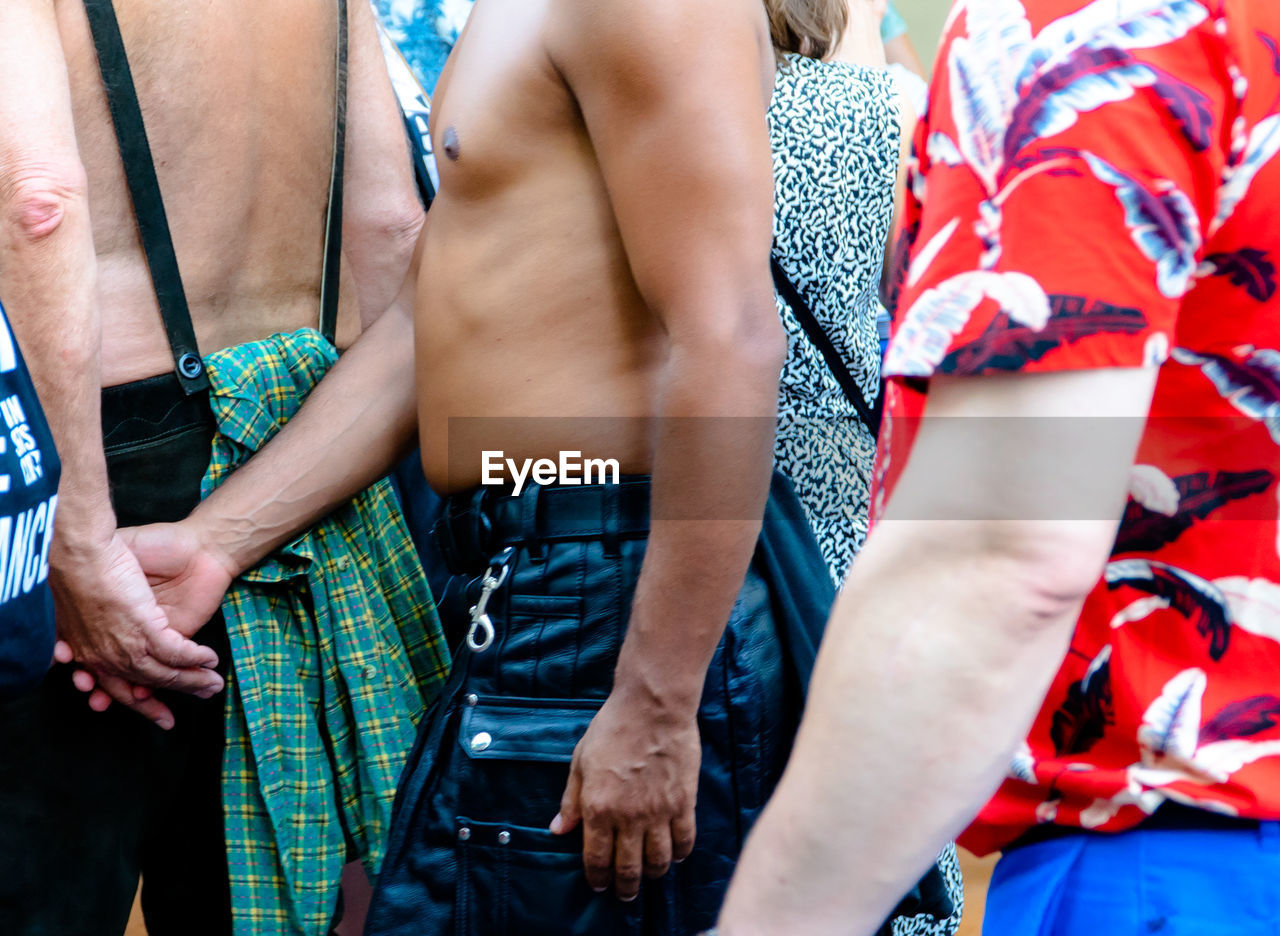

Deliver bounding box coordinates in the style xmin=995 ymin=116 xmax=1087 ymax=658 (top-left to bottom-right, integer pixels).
xmin=52 ymin=523 xmax=234 ymax=729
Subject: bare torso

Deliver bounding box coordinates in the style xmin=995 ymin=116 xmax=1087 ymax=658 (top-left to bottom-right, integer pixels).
xmin=417 ymin=0 xmax=771 ymax=492
xmin=55 ymin=0 xmax=362 ymax=387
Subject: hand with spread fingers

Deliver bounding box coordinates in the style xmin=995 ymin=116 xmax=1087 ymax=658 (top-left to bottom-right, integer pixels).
xmin=551 ymin=689 xmax=702 ymax=901
xmin=50 ymin=529 xmax=224 ymax=730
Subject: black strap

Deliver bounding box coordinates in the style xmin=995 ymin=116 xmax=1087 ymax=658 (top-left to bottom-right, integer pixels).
xmin=771 ymin=255 xmax=882 ymax=436
xmin=82 ymin=0 xmax=209 ymax=394
xmin=319 ymin=0 xmax=349 ymax=345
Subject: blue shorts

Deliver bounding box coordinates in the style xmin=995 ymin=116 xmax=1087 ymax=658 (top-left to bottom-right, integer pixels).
xmin=984 ymin=822 xmax=1280 ymax=935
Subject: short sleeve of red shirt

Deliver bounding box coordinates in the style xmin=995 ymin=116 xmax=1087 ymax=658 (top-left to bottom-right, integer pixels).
xmin=887 ymin=0 xmax=1230 ymax=380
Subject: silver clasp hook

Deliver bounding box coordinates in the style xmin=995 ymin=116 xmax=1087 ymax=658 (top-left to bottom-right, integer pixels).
xmin=467 ymin=547 xmax=514 ymax=653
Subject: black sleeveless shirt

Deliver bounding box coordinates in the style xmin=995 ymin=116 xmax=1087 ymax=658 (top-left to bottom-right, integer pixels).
xmin=0 ymin=299 xmax=61 ymax=699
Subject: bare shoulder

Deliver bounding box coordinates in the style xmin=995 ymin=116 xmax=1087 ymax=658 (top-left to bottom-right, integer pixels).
xmin=545 ymin=0 xmax=772 ymax=91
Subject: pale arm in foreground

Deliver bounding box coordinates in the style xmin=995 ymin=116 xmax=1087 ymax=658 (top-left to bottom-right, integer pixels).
xmin=340 ymin=0 xmax=427 ymax=329
xmin=544 ymin=0 xmax=783 ymax=901
xmin=717 ymin=367 xmax=1157 ymax=935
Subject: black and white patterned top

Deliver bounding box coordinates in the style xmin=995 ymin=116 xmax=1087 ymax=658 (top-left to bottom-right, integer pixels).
xmin=768 ymin=55 xmax=964 ymax=936
xmin=770 ymin=54 xmax=896 ymax=585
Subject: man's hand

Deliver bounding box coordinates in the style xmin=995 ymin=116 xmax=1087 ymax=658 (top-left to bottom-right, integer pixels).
xmin=551 ymin=691 xmax=701 ymax=901
xmin=59 ymin=522 xmax=236 ymax=722
xmin=51 ymin=531 xmax=224 ymax=729
xmin=119 ymin=522 xmax=236 ymax=638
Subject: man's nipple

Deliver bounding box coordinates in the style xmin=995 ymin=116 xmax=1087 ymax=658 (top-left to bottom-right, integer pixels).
xmin=443 ymin=126 xmax=461 ymax=162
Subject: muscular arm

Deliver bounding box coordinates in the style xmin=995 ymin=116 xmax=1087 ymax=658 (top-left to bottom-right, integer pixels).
xmin=719 ymin=367 xmax=1156 ymax=935
xmin=546 ymin=0 xmax=784 ymax=898
xmin=0 ymin=0 xmax=220 ymax=725
xmin=341 ymin=0 xmax=426 ymax=329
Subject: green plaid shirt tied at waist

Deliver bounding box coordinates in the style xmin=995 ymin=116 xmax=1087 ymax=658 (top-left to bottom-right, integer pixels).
xmin=200 ymin=328 xmax=450 ymax=935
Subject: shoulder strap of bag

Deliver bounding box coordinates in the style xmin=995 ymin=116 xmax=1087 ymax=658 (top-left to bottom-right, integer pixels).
xmin=770 ymin=255 xmax=883 ymax=437
xmin=318 ymin=0 xmax=349 ymax=346
xmin=82 ymin=0 xmax=209 ymax=394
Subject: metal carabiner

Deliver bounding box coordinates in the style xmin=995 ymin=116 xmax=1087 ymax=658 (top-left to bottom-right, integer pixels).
xmin=466 ymin=547 xmax=514 ymax=653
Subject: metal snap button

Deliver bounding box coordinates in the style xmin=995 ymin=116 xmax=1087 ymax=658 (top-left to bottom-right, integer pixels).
xmin=458 ymin=826 xmax=471 ymax=842
xmin=497 ymin=830 xmax=511 ymax=846
xmin=177 ymin=353 xmax=203 ymax=379
xmin=470 ymin=731 xmax=492 ymax=753
xmin=465 ymin=693 xmax=479 ymax=707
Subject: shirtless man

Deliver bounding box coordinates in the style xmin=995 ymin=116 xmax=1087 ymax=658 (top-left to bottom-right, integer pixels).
xmin=117 ymin=0 xmax=799 ymax=931
xmin=0 ymin=1 xmax=423 ymax=933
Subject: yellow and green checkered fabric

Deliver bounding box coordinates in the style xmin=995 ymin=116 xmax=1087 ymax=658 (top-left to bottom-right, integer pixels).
xmin=200 ymin=329 xmax=450 ymax=936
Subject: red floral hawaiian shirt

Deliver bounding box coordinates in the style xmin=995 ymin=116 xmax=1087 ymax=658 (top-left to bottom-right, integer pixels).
xmin=882 ymin=0 xmax=1280 ymax=856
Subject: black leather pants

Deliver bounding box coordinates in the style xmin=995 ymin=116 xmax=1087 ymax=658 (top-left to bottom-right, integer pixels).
xmin=366 ymin=477 xmax=797 ymax=936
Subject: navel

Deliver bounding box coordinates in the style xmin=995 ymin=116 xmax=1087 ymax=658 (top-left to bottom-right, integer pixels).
xmin=443 ymin=126 xmax=461 ymax=162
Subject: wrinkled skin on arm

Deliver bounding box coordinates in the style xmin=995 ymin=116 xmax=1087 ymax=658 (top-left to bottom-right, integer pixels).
xmin=719 ymin=368 xmax=1157 ymax=935
xmin=0 ymin=0 xmax=222 ymax=730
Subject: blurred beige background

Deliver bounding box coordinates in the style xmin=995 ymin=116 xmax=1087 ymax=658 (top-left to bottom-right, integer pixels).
xmin=900 ymin=0 xmax=952 ymax=71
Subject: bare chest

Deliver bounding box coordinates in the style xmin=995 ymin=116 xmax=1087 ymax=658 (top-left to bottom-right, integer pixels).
xmin=429 ymin=0 xmax=583 ymax=200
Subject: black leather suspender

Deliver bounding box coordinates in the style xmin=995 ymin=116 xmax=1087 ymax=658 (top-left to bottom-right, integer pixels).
xmin=82 ymin=0 xmax=349 ymax=392
xmin=319 ymin=0 xmax=349 ymax=345
xmin=82 ymin=0 xmax=209 ymax=393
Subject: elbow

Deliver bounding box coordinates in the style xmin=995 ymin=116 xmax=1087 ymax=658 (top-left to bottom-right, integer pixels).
xmin=974 ymin=520 xmax=1117 ymax=632
xmin=743 ymin=300 xmax=787 ymax=378
xmin=673 ymin=290 xmax=786 ymax=383
xmin=1 ymin=162 xmax=89 ymax=244
xmin=351 ymin=201 xmax=425 ymax=263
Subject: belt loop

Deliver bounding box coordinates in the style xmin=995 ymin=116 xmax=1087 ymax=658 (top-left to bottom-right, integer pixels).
xmin=521 ymin=482 xmax=545 ymax=562
xmin=602 ymin=482 xmax=620 ymax=558
xmin=469 ymin=486 xmax=492 ymax=555
xmin=433 ymin=496 xmax=464 ymax=574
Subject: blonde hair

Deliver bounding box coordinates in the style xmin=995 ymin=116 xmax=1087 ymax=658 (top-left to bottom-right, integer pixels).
xmin=765 ymin=0 xmax=849 ymax=59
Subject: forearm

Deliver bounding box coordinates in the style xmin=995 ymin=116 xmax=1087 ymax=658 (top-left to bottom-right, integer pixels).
xmin=613 ymin=319 xmax=782 ymax=713
xmin=0 ymin=3 xmax=116 ymax=560
xmin=188 ymin=300 xmax=418 ymax=576
xmin=0 ymin=171 xmax=113 ymax=551
xmin=719 ymin=524 xmax=1084 ymax=935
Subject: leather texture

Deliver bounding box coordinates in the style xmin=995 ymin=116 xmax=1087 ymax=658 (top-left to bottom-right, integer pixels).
xmin=366 ymin=476 xmax=799 ymax=936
